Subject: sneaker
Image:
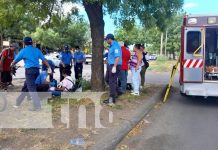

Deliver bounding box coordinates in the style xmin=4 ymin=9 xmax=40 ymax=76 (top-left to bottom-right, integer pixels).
xmin=29 ymin=108 xmax=41 ymax=112
xmin=103 ymin=97 xmax=115 ymax=106
xmin=13 ymin=105 xmax=20 ymax=109
xmin=103 ymin=99 xmax=109 ymax=104
xmin=109 ymin=102 xmax=115 ymax=107
xmin=131 ymin=92 xmax=140 ymax=96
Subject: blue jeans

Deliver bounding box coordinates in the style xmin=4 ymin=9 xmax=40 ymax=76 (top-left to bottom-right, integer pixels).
xmin=131 ymin=67 xmax=142 ymax=93
xmin=51 ymin=91 xmax=61 ymax=96
xmin=119 ymin=70 xmax=128 ymax=93
xmin=16 ymin=68 xmax=41 ymax=109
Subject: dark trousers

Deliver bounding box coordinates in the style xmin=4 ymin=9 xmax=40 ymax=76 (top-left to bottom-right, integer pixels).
xmin=74 ymin=63 xmax=83 ymax=87
xmin=36 ymin=84 xmax=49 ymax=92
xmin=108 ymin=65 xmax=121 ymax=102
xmin=140 ymin=65 xmax=147 ymax=86
xmin=105 ymin=64 xmax=110 ymax=85
xmin=16 ymin=68 xmax=41 ymax=109
xmin=59 ymin=64 xmax=71 ymax=81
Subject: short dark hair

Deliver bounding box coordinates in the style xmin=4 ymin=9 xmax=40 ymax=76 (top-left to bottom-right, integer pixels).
xmin=62 ymin=69 xmax=71 ymax=76
xmin=141 ymin=44 xmax=145 ymax=49
xmin=36 ymin=43 xmax=41 ymax=49
xmin=124 ymin=43 xmax=128 ymax=48
xmin=134 ymin=44 xmax=142 ymax=49
xmin=75 ymin=46 xmax=80 ymax=49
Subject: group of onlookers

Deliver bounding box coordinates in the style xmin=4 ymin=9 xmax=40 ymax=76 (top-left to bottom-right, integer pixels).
xmin=104 ymin=34 xmax=149 ymax=106
xmin=0 ymin=34 xmax=149 ymax=110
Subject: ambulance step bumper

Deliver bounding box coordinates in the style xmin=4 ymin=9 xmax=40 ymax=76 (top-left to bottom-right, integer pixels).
xmin=180 ymin=82 xmax=218 ymax=97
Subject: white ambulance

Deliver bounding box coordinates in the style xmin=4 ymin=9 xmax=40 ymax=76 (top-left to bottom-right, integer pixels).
xmin=180 ymin=15 xmax=218 ymax=97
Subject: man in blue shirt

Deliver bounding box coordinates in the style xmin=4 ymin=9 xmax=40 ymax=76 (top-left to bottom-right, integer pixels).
xmin=59 ymin=45 xmax=73 ymax=81
xmin=35 ymin=60 xmax=55 ymax=92
xmin=11 ymin=37 xmax=51 ymax=111
xmin=43 ymin=59 xmax=55 ymax=81
xmin=104 ymin=34 xmax=122 ymax=106
xmin=73 ymin=46 xmax=86 ymax=88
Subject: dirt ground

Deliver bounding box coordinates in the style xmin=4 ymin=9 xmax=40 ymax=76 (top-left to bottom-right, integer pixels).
xmin=0 ymin=79 xmax=162 ymax=150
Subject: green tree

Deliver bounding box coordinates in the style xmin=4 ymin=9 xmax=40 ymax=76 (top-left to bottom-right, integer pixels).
xmin=0 ymin=0 xmax=183 ymax=91
xmin=115 ymin=26 xmax=147 ymax=45
xmin=166 ymin=14 xmax=183 ymax=59
xmin=69 ymin=0 xmax=183 ymax=91
xmin=25 ymin=20 xmax=89 ymax=50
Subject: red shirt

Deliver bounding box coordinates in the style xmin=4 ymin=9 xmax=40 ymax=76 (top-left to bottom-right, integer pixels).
xmin=121 ymin=46 xmax=131 ymax=70
xmin=1 ymin=48 xmax=14 ymax=71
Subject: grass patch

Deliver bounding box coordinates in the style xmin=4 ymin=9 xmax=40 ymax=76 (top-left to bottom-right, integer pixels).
xmin=111 ymin=104 xmax=122 ymax=110
xmin=48 ymin=97 xmax=95 ymax=108
xmin=148 ymin=56 xmax=177 ymax=72
xmin=81 ymin=79 xmax=91 ymax=91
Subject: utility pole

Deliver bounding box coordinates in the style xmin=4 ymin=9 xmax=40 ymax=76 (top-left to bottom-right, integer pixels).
xmin=160 ymin=32 xmax=164 ymax=56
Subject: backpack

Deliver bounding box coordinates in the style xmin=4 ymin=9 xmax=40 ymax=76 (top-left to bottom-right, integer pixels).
xmin=65 ymin=78 xmax=77 ymax=92
xmin=142 ymin=52 xmax=149 ymax=68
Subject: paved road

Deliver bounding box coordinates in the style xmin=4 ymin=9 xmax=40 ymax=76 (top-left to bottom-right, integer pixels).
xmin=14 ymin=64 xmax=176 ymax=85
xmin=118 ymin=81 xmax=218 ymax=150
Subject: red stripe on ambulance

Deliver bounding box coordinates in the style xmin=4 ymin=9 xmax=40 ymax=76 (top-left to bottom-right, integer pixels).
xmin=184 ymin=59 xmax=203 ymax=68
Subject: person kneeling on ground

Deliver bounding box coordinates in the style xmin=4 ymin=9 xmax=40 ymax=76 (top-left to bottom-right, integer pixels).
xmin=51 ymin=69 xmax=75 ymax=96
xmin=35 ymin=64 xmax=53 ymax=92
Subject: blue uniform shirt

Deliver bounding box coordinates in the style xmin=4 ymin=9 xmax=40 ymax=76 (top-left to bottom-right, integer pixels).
xmin=108 ymin=41 xmax=122 ymax=65
xmin=60 ymin=51 xmax=73 ymax=65
xmin=73 ymin=51 xmax=86 ymax=64
xmin=35 ymin=71 xmax=48 ymax=85
xmin=15 ymin=46 xmax=45 ymax=69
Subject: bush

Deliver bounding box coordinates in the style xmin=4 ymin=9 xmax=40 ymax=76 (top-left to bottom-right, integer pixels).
xmin=81 ymin=79 xmax=91 ymax=91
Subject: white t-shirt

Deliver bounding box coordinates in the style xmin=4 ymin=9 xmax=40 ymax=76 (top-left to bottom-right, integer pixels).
xmin=58 ymin=76 xmax=74 ymax=91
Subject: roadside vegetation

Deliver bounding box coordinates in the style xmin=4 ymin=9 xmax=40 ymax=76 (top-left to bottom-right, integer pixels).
xmin=148 ymin=56 xmax=177 ymax=72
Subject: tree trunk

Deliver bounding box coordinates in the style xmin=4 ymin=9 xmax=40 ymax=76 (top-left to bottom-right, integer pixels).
xmin=160 ymin=32 xmax=164 ymax=56
xmin=164 ymin=30 xmax=168 ymax=56
xmin=173 ymin=50 xmax=176 ymax=60
xmin=83 ymin=1 xmax=105 ymax=91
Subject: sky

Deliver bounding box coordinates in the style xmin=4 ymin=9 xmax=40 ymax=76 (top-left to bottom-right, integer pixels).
xmin=65 ymin=0 xmax=218 ymax=35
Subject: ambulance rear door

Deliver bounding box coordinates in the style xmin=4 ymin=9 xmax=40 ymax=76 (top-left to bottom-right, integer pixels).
xmin=183 ymin=27 xmax=205 ymax=82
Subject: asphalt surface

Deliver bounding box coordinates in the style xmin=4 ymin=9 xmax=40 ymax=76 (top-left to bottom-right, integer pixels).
xmin=13 ymin=64 xmax=218 ymax=150
xmin=119 ymin=81 xmax=218 ymax=150
xmin=14 ymin=64 xmax=176 ymax=85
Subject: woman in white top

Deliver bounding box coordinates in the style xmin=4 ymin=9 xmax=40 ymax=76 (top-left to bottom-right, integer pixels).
xmin=129 ymin=44 xmax=143 ymax=96
xmin=52 ymin=69 xmax=74 ymax=96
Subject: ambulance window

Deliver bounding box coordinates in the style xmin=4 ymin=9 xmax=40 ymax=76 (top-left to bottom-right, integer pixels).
xmin=186 ymin=31 xmax=201 ymax=53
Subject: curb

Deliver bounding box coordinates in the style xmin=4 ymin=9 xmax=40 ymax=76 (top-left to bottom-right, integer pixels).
xmin=90 ymin=86 xmax=166 ymax=150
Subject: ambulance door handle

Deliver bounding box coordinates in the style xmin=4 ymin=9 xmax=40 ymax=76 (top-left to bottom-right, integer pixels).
xmin=193 ymin=28 xmax=204 ymax=58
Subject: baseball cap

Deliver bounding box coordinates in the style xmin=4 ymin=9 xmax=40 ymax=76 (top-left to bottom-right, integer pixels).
xmin=23 ymin=37 xmax=33 ymax=45
xmin=105 ymin=34 xmax=115 ymax=40
xmin=64 ymin=45 xmax=69 ymax=50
